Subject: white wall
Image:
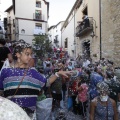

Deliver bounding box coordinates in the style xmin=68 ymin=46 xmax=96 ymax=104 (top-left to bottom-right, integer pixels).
xmin=18 ymin=19 xmax=47 ymax=44
xmin=15 ymin=0 xmax=48 ymax=21
xmin=62 ymin=16 xmax=75 ymax=57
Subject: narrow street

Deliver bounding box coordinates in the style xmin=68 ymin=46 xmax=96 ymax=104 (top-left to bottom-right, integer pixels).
xmin=0 ymin=0 xmax=120 ymax=120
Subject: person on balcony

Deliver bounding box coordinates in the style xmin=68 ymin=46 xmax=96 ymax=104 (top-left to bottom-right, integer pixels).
xmin=82 ymin=14 xmax=90 ymax=29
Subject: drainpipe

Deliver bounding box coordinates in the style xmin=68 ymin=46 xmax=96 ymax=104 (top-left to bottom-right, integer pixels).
xmin=74 ymin=10 xmax=76 ymax=58
xmin=99 ymin=0 xmax=102 ymax=59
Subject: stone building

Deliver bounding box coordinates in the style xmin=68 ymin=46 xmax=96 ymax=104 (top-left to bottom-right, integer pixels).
xmin=61 ymin=0 xmax=100 ymax=61
xmin=101 ymin=0 xmax=120 ymax=66
xmin=61 ymin=0 xmax=120 ymax=65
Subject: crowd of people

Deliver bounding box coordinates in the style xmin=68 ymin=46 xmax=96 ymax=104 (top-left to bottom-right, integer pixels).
xmin=0 ymin=38 xmax=120 ymax=120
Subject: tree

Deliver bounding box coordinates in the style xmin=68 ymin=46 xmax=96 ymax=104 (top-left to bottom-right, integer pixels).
xmin=32 ymin=34 xmax=53 ymax=59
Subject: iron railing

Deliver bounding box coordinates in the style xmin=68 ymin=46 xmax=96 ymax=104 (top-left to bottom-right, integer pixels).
xmin=33 ymin=13 xmax=44 ymax=21
xmin=76 ymin=17 xmax=94 ymax=37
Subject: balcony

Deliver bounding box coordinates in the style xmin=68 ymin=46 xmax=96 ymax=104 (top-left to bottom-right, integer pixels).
xmin=76 ymin=17 xmax=94 ymax=37
xmin=33 ymin=13 xmax=44 ymax=21
xmin=34 ymin=29 xmax=45 ymax=35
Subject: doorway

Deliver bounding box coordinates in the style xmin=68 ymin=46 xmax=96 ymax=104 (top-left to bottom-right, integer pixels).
xmin=82 ymin=40 xmax=90 ymax=59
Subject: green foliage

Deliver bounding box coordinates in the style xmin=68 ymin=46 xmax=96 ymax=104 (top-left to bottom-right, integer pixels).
xmin=32 ymin=34 xmax=53 ymax=58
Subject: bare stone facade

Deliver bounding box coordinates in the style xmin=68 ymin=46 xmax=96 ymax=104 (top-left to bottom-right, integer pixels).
xmin=101 ymin=0 xmax=120 ymax=66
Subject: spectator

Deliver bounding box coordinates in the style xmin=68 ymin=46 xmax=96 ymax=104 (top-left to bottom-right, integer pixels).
xmin=0 ymin=40 xmax=72 ymax=118
xmin=90 ymin=81 xmax=118 ymax=120
xmin=0 ymin=39 xmax=13 ymax=70
xmin=77 ymin=74 xmax=88 ymax=119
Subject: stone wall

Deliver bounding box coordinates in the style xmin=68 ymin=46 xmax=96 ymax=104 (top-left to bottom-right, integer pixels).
xmin=101 ymin=0 xmax=120 ymax=66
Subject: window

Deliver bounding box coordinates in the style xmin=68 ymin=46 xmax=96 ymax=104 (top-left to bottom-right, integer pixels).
xmin=21 ymin=29 xmax=25 ymax=34
xmin=13 ymin=29 xmax=15 ymax=34
xmin=35 ymin=10 xmax=41 ymax=14
xmin=36 ymin=1 xmax=41 ymax=8
xmin=35 ymin=10 xmax=42 ymax=19
xmin=65 ymin=38 xmax=68 ymax=48
xmin=82 ymin=6 xmax=88 ymax=15
xmin=55 ymin=35 xmax=58 ymax=41
xmin=35 ymin=23 xmax=42 ymax=29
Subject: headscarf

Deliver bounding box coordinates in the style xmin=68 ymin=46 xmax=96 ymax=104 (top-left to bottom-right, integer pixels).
xmin=97 ymin=81 xmax=109 ymax=93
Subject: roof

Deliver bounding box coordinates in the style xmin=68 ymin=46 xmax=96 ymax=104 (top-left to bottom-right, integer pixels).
xmin=48 ymin=25 xmax=55 ymax=31
xmin=48 ymin=21 xmax=65 ymax=31
xmin=5 ymin=5 xmax=13 ymax=12
xmin=61 ymin=0 xmax=82 ymax=30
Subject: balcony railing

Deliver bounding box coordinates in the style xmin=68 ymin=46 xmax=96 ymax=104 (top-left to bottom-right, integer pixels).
xmin=34 ymin=28 xmax=45 ymax=35
xmin=33 ymin=13 xmax=44 ymax=21
xmin=76 ymin=17 xmax=94 ymax=37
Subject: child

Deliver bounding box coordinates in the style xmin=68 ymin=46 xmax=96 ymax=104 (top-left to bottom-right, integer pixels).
xmin=77 ymin=74 xmax=88 ymax=119
xmin=0 ymin=40 xmax=72 ymax=118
